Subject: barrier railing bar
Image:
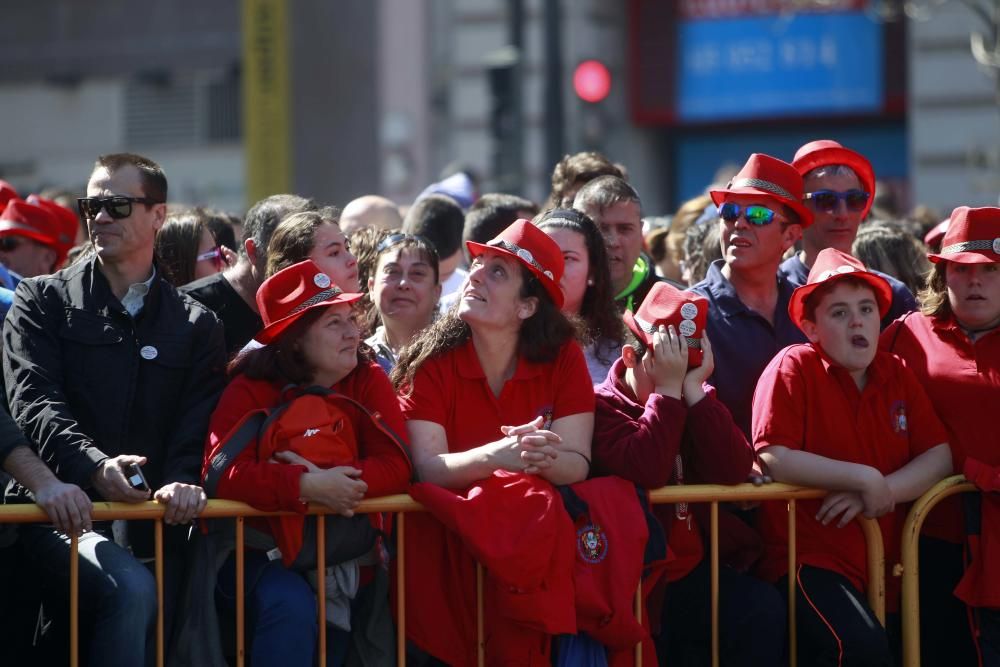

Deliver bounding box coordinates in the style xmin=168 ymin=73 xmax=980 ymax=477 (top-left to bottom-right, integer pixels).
xmin=155 ymin=520 xmax=165 ymax=667
xmin=901 ymin=475 xmax=975 ymax=667
xmin=634 ymin=583 xmax=642 ymax=666
xmin=788 ymin=498 xmax=797 ymax=667
xmin=476 ymin=562 xmax=485 ymax=667
xmin=317 ymin=516 xmax=327 ymax=666
xmin=70 ymin=531 xmax=78 ymax=667
xmin=236 ymin=516 xmax=245 ymax=667
xmin=859 ymin=517 xmax=885 ymax=625
xmin=711 ymin=501 xmax=720 ymax=667
xmin=395 ymin=512 xmax=406 ymax=667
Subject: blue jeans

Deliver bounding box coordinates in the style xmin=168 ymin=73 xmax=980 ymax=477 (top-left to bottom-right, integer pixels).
xmin=216 ymin=551 xmax=352 ymax=667
xmin=20 ymin=525 xmax=157 ymax=667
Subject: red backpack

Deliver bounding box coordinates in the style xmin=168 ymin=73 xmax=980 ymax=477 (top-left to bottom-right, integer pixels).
xmin=204 ymin=385 xmax=411 ymax=570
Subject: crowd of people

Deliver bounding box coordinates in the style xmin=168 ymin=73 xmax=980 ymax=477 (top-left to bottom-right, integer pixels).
xmin=0 ymin=143 xmax=996 ymax=667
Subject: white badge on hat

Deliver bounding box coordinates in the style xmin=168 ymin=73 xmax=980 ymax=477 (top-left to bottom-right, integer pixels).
xmin=680 ymin=303 xmax=698 ymax=320
xmin=140 ymin=345 xmax=158 ymax=360
xmin=678 ymin=320 xmax=697 ymax=337
xmin=313 ymin=272 xmax=331 ymax=289
xmin=993 ymin=238 xmax=1000 ymax=254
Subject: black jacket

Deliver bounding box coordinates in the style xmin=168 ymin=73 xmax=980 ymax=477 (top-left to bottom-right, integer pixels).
xmin=3 ymin=257 xmax=226 ymax=509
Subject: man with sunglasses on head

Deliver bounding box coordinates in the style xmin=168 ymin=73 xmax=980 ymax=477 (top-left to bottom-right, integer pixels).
xmin=688 ymin=153 xmax=812 ymax=438
xmin=781 ymin=140 xmax=916 ymax=329
xmin=2 ymin=153 xmax=225 ymax=666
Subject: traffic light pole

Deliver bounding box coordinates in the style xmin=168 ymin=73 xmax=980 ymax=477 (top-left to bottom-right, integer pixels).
xmin=543 ymin=0 xmax=564 ymax=178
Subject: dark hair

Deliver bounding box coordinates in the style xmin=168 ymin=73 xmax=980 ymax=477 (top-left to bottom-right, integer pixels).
xmin=94 ymin=153 xmax=167 ymax=203
xmin=462 ymin=193 xmax=538 ymax=262
xmin=802 ymin=275 xmax=879 ymax=322
xmin=228 ymin=305 xmax=372 ymax=383
xmin=392 ymin=263 xmax=576 ymax=392
xmin=155 ymin=207 xmax=217 ymax=287
xmin=402 ymin=194 xmax=464 ymax=259
xmin=572 ymin=175 xmax=642 ymax=218
xmin=242 ymin=194 xmax=317 ymax=262
xmin=362 ymin=232 xmax=441 ymax=336
xmin=202 ymin=208 xmax=241 ymax=252
xmin=265 ymin=206 xmax=341 ymax=278
xmin=546 ymin=151 xmax=624 ymax=209
xmin=535 ymin=208 xmax=624 ymax=351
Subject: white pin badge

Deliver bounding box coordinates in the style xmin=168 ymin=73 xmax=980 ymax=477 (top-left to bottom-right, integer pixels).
xmin=993 ymin=238 xmax=1000 ymax=254
xmin=313 ymin=272 xmax=331 ymax=289
xmin=680 ymin=303 xmax=698 ymax=320
xmin=678 ymin=320 xmax=697 ymax=337
xmin=140 ymin=345 xmax=158 ymax=360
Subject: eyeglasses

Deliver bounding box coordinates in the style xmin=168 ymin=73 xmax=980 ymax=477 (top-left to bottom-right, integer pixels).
xmin=196 ymin=246 xmax=227 ymax=270
xmin=77 ymin=196 xmax=164 ymax=221
xmin=803 ymin=189 xmax=869 ymax=213
xmin=718 ymin=202 xmax=776 ymax=226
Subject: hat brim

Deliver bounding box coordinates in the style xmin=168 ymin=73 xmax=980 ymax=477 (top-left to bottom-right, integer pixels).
xmin=0 ymin=225 xmax=60 ymax=249
xmin=788 ymin=271 xmax=893 ymax=331
xmin=622 ymin=309 xmax=650 ymax=347
xmin=466 ymin=240 xmax=565 ymax=309
xmin=793 ymin=146 xmax=876 ymax=220
xmin=927 ymin=250 xmax=1000 ymax=265
xmin=709 ymin=187 xmax=815 ymax=229
xmin=254 ymin=291 xmax=363 ymax=345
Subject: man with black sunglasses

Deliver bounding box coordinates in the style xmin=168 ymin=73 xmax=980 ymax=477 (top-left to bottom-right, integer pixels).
xmin=2 ymin=153 xmax=225 ymax=666
xmin=781 ymin=140 xmax=917 ymax=329
xmin=688 ymin=153 xmax=812 ymax=438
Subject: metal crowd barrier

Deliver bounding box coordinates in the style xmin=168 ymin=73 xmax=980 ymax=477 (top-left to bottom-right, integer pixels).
xmin=900 ymin=475 xmax=977 ymax=667
xmin=0 ymin=483 xmax=887 ymax=667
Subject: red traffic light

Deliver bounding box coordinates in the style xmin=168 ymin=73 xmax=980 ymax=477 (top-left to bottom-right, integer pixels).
xmin=573 ymin=59 xmax=611 ymax=103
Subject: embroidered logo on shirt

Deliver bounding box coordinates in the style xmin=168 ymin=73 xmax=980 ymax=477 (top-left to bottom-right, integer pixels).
xmin=538 ymin=406 xmax=554 ymax=430
xmin=577 ymin=523 xmax=609 ymax=563
xmin=891 ymin=401 xmax=908 ymax=435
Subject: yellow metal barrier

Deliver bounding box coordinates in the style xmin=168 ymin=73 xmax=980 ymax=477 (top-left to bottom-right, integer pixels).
xmin=0 ymin=484 xmax=886 ymax=667
xmin=900 ymin=475 xmax=977 ymax=667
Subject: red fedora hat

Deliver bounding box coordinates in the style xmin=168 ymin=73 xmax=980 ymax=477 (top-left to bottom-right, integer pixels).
xmin=709 ymin=153 xmax=814 ymax=228
xmin=255 ymin=260 xmax=364 ymax=344
xmin=788 ymin=248 xmax=892 ymax=330
xmin=466 ymin=218 xmax=565 ymax=308
xmin=927 ymin=206 xmax=1000 ymax=265
xmin=792 ymin=139 xmax=876 ymax=219
xmin=623 ymin=281 xmax=709 ymax=368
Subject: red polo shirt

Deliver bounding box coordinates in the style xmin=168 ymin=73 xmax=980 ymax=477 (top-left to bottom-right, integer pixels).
xmin=399 ymin=337 xmax=595 ymax=451
xmin=752 ymin=344 xmax=947 ymax=605
xmin=398 ymin=337 xmax=595 ymax=666
xmin=881 ymin=312 xmax=1000 ymax=543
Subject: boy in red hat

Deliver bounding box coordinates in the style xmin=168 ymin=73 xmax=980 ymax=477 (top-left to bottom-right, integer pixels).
xmin=689 ymin=153 xmax=812 ymax=437
xmin=782 ymin=139 xmax=917 ymax=329
xmin=0 ymin=196 xmax=77 ymax=278
xmin=753 ymin=247 xmax=952 ymax=665
xmin=592 ymin=280 xmax=785 ymax=666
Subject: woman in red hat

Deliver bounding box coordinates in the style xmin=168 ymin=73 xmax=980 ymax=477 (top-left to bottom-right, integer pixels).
xmin=535 ymin=207 xmax=625 ymax=383
xmin=202 ymin=259 xmax=411 ymax=667
xmin=881 ymin=206 xmax=1000 ymax=665
xmin=392 ymin=218 xmax=595 ymax=665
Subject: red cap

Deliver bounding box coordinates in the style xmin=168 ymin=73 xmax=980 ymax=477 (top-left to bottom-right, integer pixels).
xmin=788 ymin=248 xmax=893 ymax=331
xmin=792 ymin=139 xmax=876 ymax=219
xmin=255 ymin=260 xmax=364 ymax=344
xmin=0 ymin=198 xmax=65 ymax=258
xmin=709 ymin=153 xmax=814 ymax=228
xmin=466 ymin=218 xmax=565 ymax=308
xmin=623 ymin=281 xmax=709 ymax=368
xmin=923 ymin=218 xmax=949 ymax=250
xmin=25 ymin=195 xmax=79 ymax=268
xmin=0 ymin=180 xmax=17 ymax=209
xmin=927 ymin=206 xmax=1000 ymax=265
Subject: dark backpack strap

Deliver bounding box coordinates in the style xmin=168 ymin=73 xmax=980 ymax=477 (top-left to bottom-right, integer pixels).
xmin=204 ymin=410 xmax=268 ymax=498
xmin=556 ymin=483 xmax=590 ymax=522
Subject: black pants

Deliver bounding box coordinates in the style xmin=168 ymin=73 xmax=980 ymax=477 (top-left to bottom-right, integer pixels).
xmin=978 ymin=608 xmax=1000 ymax=667
xmin=778 ymin=564 xmax=890 ymax=667
xmin=919 ymin=536 xmax=978 ymax=666
xmin=657 ymin=560 xmax=786 ymax=667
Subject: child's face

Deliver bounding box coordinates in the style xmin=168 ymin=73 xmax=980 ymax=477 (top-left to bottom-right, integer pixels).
xmin=801 ymin=281 xmax=880 ymax=377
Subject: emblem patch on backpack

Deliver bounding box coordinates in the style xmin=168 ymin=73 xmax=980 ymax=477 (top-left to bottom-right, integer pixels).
xmin=577 ymin=523 xmax=608 ymax=563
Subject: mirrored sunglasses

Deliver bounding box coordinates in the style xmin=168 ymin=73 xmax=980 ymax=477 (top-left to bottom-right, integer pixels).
xmin=718 ymin=202 xmax=776 ymax=226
